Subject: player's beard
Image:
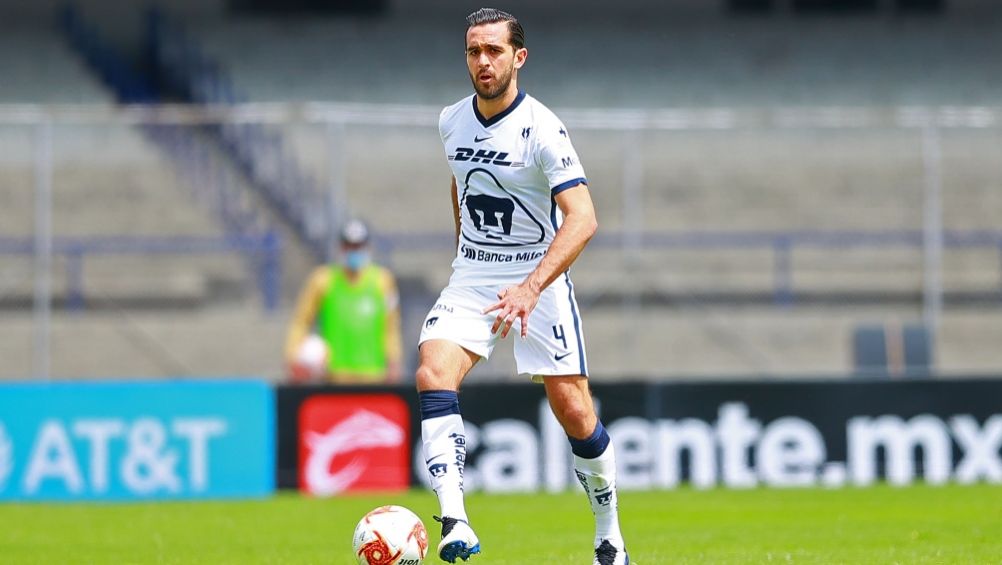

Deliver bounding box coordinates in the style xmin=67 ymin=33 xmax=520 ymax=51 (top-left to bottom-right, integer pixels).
xmin=470 ymin=63 xmax=514 ymax=100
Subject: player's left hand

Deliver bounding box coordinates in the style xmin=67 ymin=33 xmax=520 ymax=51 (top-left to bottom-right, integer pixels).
xmin=483 ymin=283 xmax=540 ymax=339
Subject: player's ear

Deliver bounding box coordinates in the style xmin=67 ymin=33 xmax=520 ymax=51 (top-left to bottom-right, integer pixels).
xmin=513 ymin=47 xmax=527 ymax=70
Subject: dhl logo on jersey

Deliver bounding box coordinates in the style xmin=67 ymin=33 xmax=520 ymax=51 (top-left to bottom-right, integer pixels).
xmin=448 ymin=148 xmax=525 ymax=167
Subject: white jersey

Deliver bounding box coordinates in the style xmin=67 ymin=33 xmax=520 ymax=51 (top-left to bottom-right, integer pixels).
xmin=440 ymin=90 xmax=587 ymax=286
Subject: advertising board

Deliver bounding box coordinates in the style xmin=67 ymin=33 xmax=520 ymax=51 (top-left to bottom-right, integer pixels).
xmin=0 ymin=380 xmax=274 ymax=501
xmin=276 ymin=378 xmax=1002 ymax=491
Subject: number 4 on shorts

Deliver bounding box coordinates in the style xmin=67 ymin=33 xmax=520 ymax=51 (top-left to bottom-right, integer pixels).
xmin=552 ymin=324 xmax=568 ymax=349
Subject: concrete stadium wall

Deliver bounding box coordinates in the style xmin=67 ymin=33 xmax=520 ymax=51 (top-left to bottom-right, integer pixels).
xmin=0 ymin=0 xmax=1000 ymax=25
xmin=387 ymin=0 xmax=1002 ymax=20
xmin=0 ymin=0 xmax=225 ymax=23
xmin=388 ymin=0 xmax=718 ymax=21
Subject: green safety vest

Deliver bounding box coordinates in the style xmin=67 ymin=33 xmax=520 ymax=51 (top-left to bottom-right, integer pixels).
xmin=317 ymin=265 xmax=387 ymax=378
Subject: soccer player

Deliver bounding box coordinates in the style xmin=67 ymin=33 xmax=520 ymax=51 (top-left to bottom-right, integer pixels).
xmin=416 ymin=8 xmax=629 ymax=565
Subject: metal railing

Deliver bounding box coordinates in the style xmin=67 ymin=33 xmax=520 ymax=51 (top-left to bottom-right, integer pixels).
xmin=373 ymin=228 xmax=1002 ymax=305
xmin=0 ymin=233 xmax=281 ymax=311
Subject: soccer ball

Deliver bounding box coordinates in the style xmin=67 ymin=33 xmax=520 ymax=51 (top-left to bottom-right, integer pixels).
xmin=352 ymin=505 xmax=428 ymax=565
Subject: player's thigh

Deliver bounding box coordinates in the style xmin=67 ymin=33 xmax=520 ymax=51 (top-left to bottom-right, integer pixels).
xmin=514 ymin=276 xmax=589 ymax=379
xmin=419 ymin=285 xmax=500 ymax=357
xmin=417 ymin=285 xmax=498 ymax=391
xmin=415 ymin=339 xmax=480 ymax=392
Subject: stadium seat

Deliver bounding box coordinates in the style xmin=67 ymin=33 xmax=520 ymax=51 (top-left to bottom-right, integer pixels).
xmin=853 ymin=322 xmax=932 ymax=378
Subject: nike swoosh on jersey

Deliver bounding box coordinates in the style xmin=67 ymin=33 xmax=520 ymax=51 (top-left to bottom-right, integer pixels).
xmin=474 ymin=135 xmax=492 ymax=142
xmin=554 ymin=352 xmax=573 ymax=361
xmin=425 ymin=454 xmax=444 ymax=465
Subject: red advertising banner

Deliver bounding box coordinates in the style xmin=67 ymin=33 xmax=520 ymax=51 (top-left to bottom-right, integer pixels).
xmin=298 ymin=394 xmax=411 ymax=495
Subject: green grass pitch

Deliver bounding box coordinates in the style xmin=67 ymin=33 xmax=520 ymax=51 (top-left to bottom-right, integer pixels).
xmin=1 ymin=484 xmax=1000 ymax=564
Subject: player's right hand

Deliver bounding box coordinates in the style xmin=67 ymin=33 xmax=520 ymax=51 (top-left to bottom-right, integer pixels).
xmin=482 ymin=283 xmax=540 ymax=339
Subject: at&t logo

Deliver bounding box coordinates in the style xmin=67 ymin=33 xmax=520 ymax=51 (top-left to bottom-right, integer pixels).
xmin=0 ymin=417 xmax=227 ymax=498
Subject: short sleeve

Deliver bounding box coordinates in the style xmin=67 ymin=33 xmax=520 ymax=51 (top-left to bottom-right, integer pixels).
xmin=536 ymin=118 xmax=587 ymax=195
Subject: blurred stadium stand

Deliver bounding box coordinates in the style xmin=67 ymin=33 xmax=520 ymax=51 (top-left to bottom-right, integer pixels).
xmin=1 ymin=0 xmax=1001 ymax=380
xmin=146 ymin=9 xmax=333 ymax=262
xmin=189 ymin=12 xmax=1002 ymax=107
xmin=0 ymin=28 xmax=107 ymax=103
xmin=0 ymin=14 xmax=290 ymax=378
xmin=0 ymin=30 xmax=255 ymax=309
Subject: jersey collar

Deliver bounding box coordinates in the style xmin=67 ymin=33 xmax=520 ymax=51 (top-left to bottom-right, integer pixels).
xmin=472 ymin=90 xmax=526 ymax=128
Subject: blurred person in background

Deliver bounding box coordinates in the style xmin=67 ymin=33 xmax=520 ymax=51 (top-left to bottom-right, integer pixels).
xmin=284 ymin=219 xmax=403 ymax=384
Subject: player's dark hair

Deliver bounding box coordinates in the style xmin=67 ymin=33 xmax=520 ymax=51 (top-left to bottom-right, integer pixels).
xmin=466 ymin=8 xmax=525 ymax=50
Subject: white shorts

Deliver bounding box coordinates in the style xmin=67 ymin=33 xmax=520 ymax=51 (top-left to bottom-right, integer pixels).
xmin=418 ymin=274 xmax=589 ymax=380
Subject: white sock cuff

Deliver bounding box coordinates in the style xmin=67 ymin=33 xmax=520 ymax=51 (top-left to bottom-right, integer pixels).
xmin=421 ymin=413 xmax=464 ymax=441
xmin=574 ymin=440 xmax=616 ymax=477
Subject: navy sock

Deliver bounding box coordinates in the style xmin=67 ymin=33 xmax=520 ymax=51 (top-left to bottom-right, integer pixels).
xmin=419 ymin=390 xmax=460 ymax=420
xmin=569 ymin=420 xmax=611 ymax=459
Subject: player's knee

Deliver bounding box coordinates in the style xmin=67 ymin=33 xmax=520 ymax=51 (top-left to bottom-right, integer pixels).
xmin=553 ymin=402 xmax=595 ymax=438
xmin=415 ymin=364 xmax=449 ymax=391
